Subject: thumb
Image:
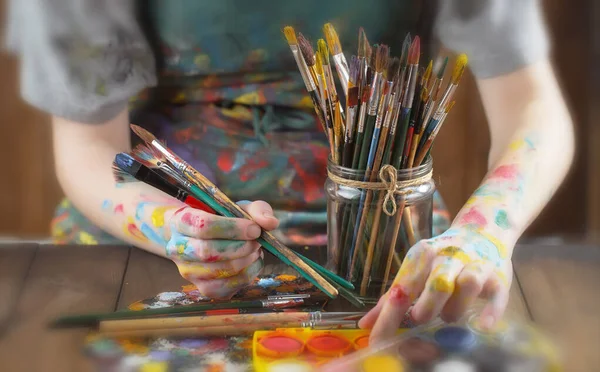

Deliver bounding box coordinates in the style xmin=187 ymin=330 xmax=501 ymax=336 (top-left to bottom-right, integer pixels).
xmin=237 ymin=200 xmax=279 ymax=231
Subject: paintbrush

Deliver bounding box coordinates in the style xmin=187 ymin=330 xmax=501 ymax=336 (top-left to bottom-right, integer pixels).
xmin=333 ymin=101 xmax=343 ymax=164
xmin=415 ymin=101 xmax=456 ymax=166
xmin=283 ymin=26 xmax=329 ymax=137
xmin=418 ymin=54 xmax=467 ymax=152
xmin=401 ymin=68 xmax=427 ymax=169
xmin=357 ymin=27 xmax=370 ymax=100
xmin=405 ymin=60 xmax=433 ymax=168
xmin=342 ymin=56 xmax=360 ymax=167
xmin=99 ymin=311 xmax=366 ymax=333
xmin=324 ymin=23 xmax=349 ymax=98
xmin=129 ymin=125 xmax=342 ymax=300
xmin=317 ymin=39 xmax=343 ymax=120
xmin=95 ymin=319 xmax=360 ymax=338
xmin=346 ymin=45 xmax=389 ymax=278
xmin=112 ymin=153 xmax=215 ymax=214
xmin=418 ymin=56 xmax=449 ymax=149
xmin=315 ymin=46 xmax=335 ymax=135
xmin=51 ymin=295 xmax=318 ymax=328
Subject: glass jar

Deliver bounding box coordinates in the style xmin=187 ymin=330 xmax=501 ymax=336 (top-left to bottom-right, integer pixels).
xmin=325 ymin=157 xmax=435 ymax=300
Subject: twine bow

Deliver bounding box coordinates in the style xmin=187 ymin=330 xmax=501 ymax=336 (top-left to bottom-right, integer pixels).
xmin=327 ymin=164 xmax=433 ymax=216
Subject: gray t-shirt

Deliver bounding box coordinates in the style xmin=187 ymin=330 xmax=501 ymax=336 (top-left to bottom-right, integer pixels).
xmin=6 ymin=0 xmax=549 ymax=124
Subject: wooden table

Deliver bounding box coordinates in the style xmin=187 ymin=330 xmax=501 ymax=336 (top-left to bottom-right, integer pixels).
xmin=0 ymin=243 xmax=598 ymax=371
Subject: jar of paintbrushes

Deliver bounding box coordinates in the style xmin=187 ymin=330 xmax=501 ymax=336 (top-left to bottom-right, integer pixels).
xmin=326 ymin=157 xmax=435 ymax=300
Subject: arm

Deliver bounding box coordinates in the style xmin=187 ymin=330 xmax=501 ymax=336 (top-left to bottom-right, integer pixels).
xmin=362 ymin=0 xmax=574 ymax=342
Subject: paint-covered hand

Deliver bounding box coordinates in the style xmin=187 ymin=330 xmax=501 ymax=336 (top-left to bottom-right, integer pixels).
xmin=166 ymin=200 xmax=279 ymax=299
xmin=359 ymin=226 xmax=512 ymax=343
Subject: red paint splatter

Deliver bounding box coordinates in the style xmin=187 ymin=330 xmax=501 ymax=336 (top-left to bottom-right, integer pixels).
xmin=127 ymin=223 xmax=148 ymax=242
xmin=204 ymin=255 xmax=220 ymax=263
xmin=114 ymin=204 xmax=124 ymax=214
xmin=459 ymin=208 xmax=487 ymax=227
xmin=217 ymin=151 xmax=234 ymax=173
xmin=181 ymin=212 xmax=205 ymax=228
xmin=389 ymin=285 xmax=410 ymax=306
xmin=489 ymin=164 xmax=519 ymax=180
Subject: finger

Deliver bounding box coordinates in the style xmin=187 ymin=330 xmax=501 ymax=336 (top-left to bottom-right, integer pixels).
xmin=172 ymin=207 xmax=262 ymax=240
xmin=440 ymin=261 xmax=493 ymax=323
xmin=175 ymin=249 xmax=261 ymax=281
xmin=368 ymin=285 xmax=413 ymax=344
xmin=358 ymin=294 xmax=387 ymax=329
xmin=188 ymin=254 xmax=264 ymax=299
xmin=166 ymin=235 xmax=261 ymax=262
xmin=478 ymin=269 xmax=512 ymax=330
xmin=238 ymin=200 xmax=279 ymax=231
xmin=411 ymin=249 xmax=467 ymax=324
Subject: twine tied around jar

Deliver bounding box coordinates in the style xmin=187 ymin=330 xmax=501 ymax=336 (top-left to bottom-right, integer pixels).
xmin=327 ymin=164 xmax=433 ymax=216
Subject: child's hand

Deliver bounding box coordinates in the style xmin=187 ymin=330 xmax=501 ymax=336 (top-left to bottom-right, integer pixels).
xmin=359 ymin=227 xmax=512 ymax=343
xmin=166 ymin=200 xmax=279 ymax=299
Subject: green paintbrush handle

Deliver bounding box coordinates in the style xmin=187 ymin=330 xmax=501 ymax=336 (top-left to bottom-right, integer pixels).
xmin=295 ymin=252 xmax=355 ymax=290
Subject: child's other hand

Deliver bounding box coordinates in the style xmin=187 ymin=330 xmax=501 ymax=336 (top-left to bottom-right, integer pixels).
xmin=359 ymin=227 xmax=512 ymax=344
xmin=166 ymin=200 xmax=279 ymax=299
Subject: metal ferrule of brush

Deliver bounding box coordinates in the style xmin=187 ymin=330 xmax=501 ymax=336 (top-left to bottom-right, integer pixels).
xmin=436 ymin=84 xmax=458 ymax=115
xmin=345 ymin=106 xmax=358 ymax=142
xmin=160 ymin=164 xmax=193 ymax=189
xmin=374 ymin=90 xmax=390 ymax=129
xmin=382 ymin=92 xmax=397 ymax=130
xmin=333 ymin=54 xmax=349 ymax=94
xmin=367 ymin=73 xmax=383 ymax=115
xmin=262 ymin=298 xmax=305 ymax=308
xmin=420 ymin=101 xmax=435 ymax=133
xmin=358 ymin=57 xmax=367 ymax=96
xmin=267 ymin=294 xmax=311 ymax=300
xmin=390 ymin=98 xmax=403 ymax=136
xmin=310 ymin=320 xmax=359 ymax=330
xmin=356 ymin=101 xmax=368 ymax=133
xmin=291 ymin=47 xmax=317 ymax=92
xmin=402 ymin=65 xmax=419 ymax=108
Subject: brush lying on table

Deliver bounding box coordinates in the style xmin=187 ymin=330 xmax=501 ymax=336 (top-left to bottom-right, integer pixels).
xmin=111 ymin=125 xmax=364 ymax=308
xmin=284 ymin=24 xmax=467 ymax=294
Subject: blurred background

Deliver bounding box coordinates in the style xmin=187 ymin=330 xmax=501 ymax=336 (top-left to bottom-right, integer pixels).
xmin=0 ymin=0 xmax=597 ymax=243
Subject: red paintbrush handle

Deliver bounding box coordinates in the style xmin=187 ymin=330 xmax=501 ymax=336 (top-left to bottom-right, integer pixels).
xmin=183 ymin=195 xmax=216 ymax=214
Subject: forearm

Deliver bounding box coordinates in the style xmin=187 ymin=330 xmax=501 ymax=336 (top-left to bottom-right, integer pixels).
xmin=451 ymin=60 xmax=574 ymax=257
xmin=52 ymin=110 xmax=183 ymax=256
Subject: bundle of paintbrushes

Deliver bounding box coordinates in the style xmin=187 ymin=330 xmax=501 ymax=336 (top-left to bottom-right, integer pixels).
xmin=283 ymin=24 xmax=467 ymax=298
xmin=112 ymin=124 xmax=365 ymax=308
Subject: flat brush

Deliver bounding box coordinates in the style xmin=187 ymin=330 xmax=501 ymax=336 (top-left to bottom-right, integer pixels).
xmin=283 ymin=26 xmax=329 ymax=137
xmin=357 ymin=27 xmax=370 ymax=100
xmin=113 ymin=153 xmax=215 ymax=213
xmin=324 ymin=23 xmax=349 ymax=98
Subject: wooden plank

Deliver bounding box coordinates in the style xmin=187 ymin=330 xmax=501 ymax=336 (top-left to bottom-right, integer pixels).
xmin=0 ymin=245 xmax=129 ymax=372
xmin=0 ymin=244 xmax=38 ymax=332
xmin=117 ymin=248 xmax=187 ymax=310
xmin=513 ymin=244 xmax=600 ymax=371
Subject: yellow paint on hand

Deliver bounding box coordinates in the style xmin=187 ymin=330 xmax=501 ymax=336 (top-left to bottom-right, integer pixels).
xmin=151 ymin=206 xmax=175 ymax=228
xmin=431 ymin=275 xmax=455 ymax=293
xmin=438 ymin=246 xmax=472 ymax=264
xmin=476 ymin=229 xmax=508 ymax=258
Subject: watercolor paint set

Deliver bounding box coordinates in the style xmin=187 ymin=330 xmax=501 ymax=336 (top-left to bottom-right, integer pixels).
xmin=252 ymin=328 xmax=406 ymax=372
xmin=252 ymin=308 xmax=561 ymax=372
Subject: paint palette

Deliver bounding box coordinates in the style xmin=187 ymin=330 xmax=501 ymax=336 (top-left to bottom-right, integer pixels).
xmin=320 ymin=308 xmax=561 ymax=372
xmin=252 ymin=328 xmax=407 ymax=372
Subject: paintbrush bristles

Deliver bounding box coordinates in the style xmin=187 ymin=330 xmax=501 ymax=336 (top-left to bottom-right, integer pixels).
xmin=437 ymin=56 xmax=449 ymax=79
xmin=283 ymin=26 xmax=298 ymax=45
xmin=323 ymin=23 xmax=342 ymax=55
xmin=315 ymin=52 xmax=325 ymax=75
xmin=358 ymin=27 xmax=369 ymax=58
xmin=452 ymin=54 xmax=468 ymax=84
xmin=375 ymin=45 xmax=389 ymax=73
xmin=297 ymin=33 xmax=316 ymax=67
xmin=317 ymin=39 xmax=329 ymax=64
xmin=387 ymin=57 xmax=400 ymax=82
xmin=131 ymin=124 xmax=157 ymax=145
xmin=400 ymin=34 xmax=412 ymax=67
xmin=408 ymin=36 xmax=421 ymax=65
